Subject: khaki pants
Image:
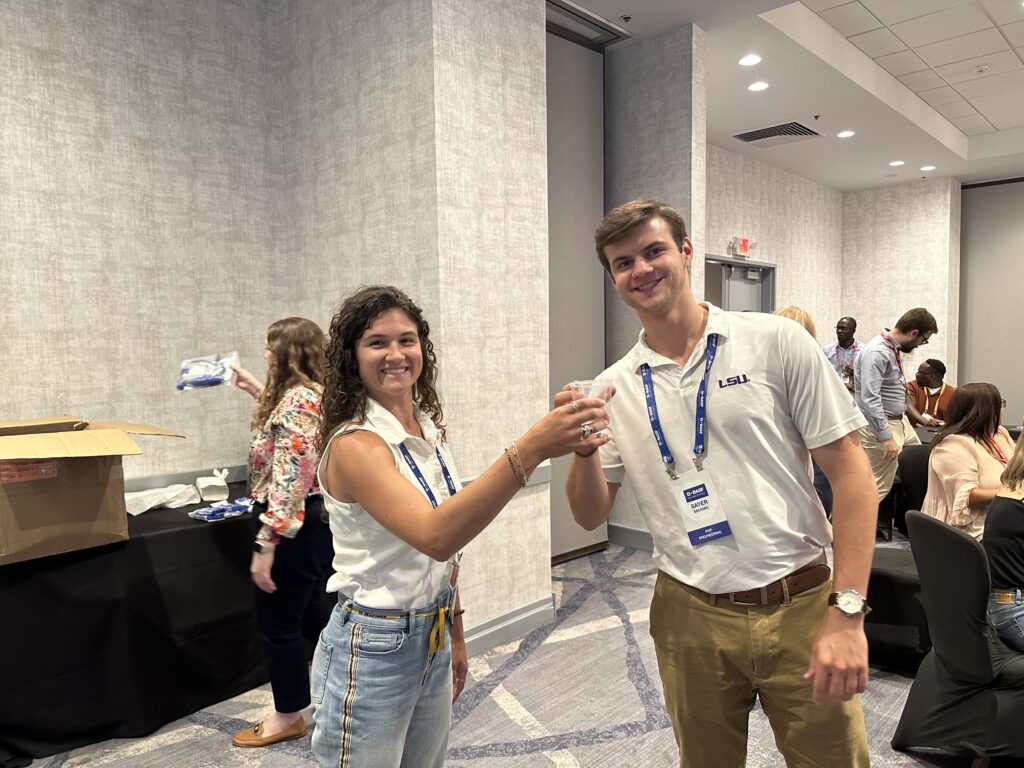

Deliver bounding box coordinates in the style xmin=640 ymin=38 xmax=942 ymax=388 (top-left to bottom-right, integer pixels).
xmin=858 ymin=416 xmax=921 ymax=500
xmin=650 ymin=572 xmax=869 ymax=768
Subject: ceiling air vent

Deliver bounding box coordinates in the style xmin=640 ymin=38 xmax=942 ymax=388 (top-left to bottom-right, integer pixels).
xmin=733 ymin=122 xmax=820 ymax=148
xmin=546 ymin=0 xmax=631 ymax=52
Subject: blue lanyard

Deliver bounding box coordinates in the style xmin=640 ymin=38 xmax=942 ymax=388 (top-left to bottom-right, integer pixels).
xmin=398 ymin=443 xmax=458 ymax=508
xmin=639 ymin=333 xmax=719 ymax=478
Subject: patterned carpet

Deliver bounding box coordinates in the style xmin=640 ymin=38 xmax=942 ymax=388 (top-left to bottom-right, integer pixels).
xmin=27 ymin=541 xmax=996 ymax=767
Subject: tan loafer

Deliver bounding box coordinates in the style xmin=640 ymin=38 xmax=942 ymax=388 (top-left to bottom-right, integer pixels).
xmin=231 ymin=717 xmax=308 ymax=748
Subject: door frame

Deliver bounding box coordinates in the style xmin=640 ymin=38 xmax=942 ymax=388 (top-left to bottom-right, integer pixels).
xmin=705 ymin=254 xmax=776 ymax=313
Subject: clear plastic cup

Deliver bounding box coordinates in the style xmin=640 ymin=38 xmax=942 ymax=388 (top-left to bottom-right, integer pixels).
xmin=570 ymin=379 xmax=613 ymax=403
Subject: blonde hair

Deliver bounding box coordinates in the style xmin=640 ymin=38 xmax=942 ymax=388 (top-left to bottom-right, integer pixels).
xmin=1001 ymin=434 xmax=1024 ymax=492
xmin=773 ymin=305 xmax=817 ymax=339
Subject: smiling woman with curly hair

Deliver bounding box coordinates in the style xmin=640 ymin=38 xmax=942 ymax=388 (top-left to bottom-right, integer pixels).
xmin=309 ymin=285 xmax=613 ymax=768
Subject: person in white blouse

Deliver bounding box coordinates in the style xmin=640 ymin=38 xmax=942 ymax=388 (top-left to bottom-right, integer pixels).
xmin=922 ymin=383 xmax=1014 ymax=540
xmin=308 ymin=285 xmax=610 ymax=768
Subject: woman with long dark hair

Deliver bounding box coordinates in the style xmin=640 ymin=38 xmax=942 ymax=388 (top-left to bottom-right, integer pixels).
xmin=922 ymin=382 xmax=1014 ymax=539
xmin=309 ymin=285 xmax=610 ymax=768
xmin=229 ymin=317 xmax=334 ymax=747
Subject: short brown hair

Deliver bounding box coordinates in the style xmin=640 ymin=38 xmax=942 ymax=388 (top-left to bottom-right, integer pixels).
xmin=594 ymin=199 xmax=688 ymax=274
xmin=895 ymin=307 xmax=938 ymax=335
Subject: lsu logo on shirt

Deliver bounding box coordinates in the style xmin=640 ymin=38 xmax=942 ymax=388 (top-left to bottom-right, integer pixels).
xmin=718 ymin=374 xmax=750 ymax=388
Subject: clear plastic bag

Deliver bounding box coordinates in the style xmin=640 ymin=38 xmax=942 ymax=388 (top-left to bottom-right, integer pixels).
xmin=176 ymin=351 xmax=239 ymax=391
xmin=188 ymin=497 xmax=254 ymax=523
xmin=124 ymin=484 xmax=201 ymax=516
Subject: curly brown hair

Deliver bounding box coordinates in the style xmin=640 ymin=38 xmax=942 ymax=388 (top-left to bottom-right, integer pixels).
xmin=319 ymin=285 xmax=445 ymax=449
xmin=251 ymin=317 xmax=326 ymax=429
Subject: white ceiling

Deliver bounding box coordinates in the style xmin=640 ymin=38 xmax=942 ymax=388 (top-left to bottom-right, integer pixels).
xmin=572 ymin=0 xmax=1024 ymax=190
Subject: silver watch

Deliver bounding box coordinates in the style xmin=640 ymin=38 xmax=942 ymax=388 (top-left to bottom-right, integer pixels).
xmin=828 ymin=589 xmax=871 ymax=616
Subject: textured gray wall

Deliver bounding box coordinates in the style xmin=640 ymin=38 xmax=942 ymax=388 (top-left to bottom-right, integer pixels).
xmin=706 ymin=144 xmax=843 ymax=345
xmin=603 ymin=24 xmax=707 ymax=366
xmin=841 ymin=178 xmax=960 ymax=381
xmin=275 ymin=0 xmax=440 ymax=329
xmin=961 ymin=181 xmax=1024 ymax=424
xmin=431 ymin=0 xmax=552 ymax=624
xmin=0 ymin=0 xmax=279 ymax=477
xmin=3 ymin=0 xmax=551 ymax=631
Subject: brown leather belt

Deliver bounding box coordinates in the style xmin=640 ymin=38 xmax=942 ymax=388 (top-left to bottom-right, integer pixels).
xmin=714 ymin=552 xmax=830 ymax=606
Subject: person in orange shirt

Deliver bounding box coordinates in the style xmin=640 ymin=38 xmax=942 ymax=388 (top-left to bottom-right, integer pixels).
xmin=907 ymin=359 xmax=956 ymax=427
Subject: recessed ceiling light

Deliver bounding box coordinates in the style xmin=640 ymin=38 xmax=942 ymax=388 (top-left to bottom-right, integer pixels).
xmin=747 ymin=81 xmax=769 ymax=92
xmin=739 ymin=54 xmax=761 ymax=66
xmin=889 ymin=160 xmax=905 ymax=167
xmin=836 ymin=130 xmax=855 ymax=138
xmin=920 ymin=165 xmax=936 ymax=171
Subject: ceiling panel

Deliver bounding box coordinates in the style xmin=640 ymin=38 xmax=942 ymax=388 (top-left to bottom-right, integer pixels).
xmin=1004 ymin=19 xmax=1024 ymax=46
xmin=936 ymin=49 xmax=1024 ymax=83
xmin=898 ymin=69 xmax=948 ymax=90
xmin=970 ymin=84 xmax=1024 ymax=110
xmin=849 ymin=27 xmax=907 ymax=56
xmin=889 ymin=3 xmax=992 ymax=48
xmin=978 ymin=0 xmax=1024 ymax=26
xmin=801 ymin=0 xmax=849 ymax=11
xmin=915 ymin=27 xmax=1009 ymax=66
xmin=876 ymin=49 xmax=929 ymax=75
xmin=860 ymin=0 xmax=975 ymax=26
xmin=920 ymin=84 xmax=967 ymax=104
xmin=981 ymin=101 xmax=1024 ymax=128
xmin=950 ymin=112 xmax=998 ymax=133
xmin=956 ymin=67 xmax=1024 ymax=97
xmin=935 ymin=99 xmax=979 ymax=116
xmin=819 ymin=2 xmax=883 ymax=36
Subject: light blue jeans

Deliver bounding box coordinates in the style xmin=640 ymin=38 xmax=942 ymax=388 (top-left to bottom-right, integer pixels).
xmin=988 ymin=589 xmax=1024 ymax=653
xmin=310 ymin=589 xmax=454 ymax=768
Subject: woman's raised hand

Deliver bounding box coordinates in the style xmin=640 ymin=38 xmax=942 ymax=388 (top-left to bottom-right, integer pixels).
xmin=517 ymin=384 xmax=615 ymax=464
xmin=229 ymin=364 xmax=264 ymax=399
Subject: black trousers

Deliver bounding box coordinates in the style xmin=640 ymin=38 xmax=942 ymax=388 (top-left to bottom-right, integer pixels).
xmin=251 ymin=497 xmax=334 ymax=713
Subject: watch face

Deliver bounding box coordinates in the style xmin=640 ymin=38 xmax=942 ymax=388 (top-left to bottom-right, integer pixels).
xmin=836 ymin=592 xmax=864 ymax=613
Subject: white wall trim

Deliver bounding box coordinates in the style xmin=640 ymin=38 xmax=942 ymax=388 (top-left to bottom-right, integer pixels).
xmin=464 ymin=595 xmax=555 ymax=655
xmin=608 ymin=523 xmax=653 ymax=553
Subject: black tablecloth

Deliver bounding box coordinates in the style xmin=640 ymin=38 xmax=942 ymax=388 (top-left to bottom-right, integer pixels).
xmin=0 ymin=483 xmax=267 ymax=762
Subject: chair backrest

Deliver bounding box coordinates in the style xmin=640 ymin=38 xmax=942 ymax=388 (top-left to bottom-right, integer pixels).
xmin=899 ymin=444 xmax=931 ymax=512
xmin=906 ymin=511 xmax=993 ymax=684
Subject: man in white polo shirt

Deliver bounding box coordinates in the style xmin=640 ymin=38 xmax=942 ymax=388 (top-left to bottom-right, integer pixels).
xmin=562 ymin=200 xmax=877 ymax=767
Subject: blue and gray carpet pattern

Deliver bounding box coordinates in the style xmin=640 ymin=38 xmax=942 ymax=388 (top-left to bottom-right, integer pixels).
xmin=30 ymin=540 xmax=975 ymax=767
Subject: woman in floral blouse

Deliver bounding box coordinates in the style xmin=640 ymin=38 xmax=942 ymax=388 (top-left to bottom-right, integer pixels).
xmin=229 ymin=317 xmax=334 ymax=748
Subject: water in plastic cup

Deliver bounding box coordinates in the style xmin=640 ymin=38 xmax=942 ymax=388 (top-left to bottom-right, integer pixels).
xmin=570 ymin=379 xmax=613 ymax=402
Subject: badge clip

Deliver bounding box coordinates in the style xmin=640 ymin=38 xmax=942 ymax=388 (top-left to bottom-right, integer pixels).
xmin=693 ymin=455 xmax=704 ymax=471
xmin=665 ymin=462 xmax=679 ymax=481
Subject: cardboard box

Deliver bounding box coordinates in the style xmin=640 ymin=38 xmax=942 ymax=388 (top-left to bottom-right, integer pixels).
xmin=0 ymin=416 xmax=183 ymax=566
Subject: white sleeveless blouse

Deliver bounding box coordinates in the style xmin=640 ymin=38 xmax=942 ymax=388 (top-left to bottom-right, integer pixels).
xmin=317 ymin=398 xmax=460 ymax=609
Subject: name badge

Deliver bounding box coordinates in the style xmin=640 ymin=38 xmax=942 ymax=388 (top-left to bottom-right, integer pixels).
xmin=677 ymin=473 xmax=732 ymax=546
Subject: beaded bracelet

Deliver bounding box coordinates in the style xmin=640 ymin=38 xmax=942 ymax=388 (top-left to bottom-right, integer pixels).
xmin=504 ymin=443 xmax=528 ymax=487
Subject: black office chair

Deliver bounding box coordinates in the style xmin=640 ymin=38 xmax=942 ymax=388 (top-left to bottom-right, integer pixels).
xmin=892 ymin=512 xmax=1024 ymax=764
xmin=894 ymin=443 xmax=930 ymax=535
